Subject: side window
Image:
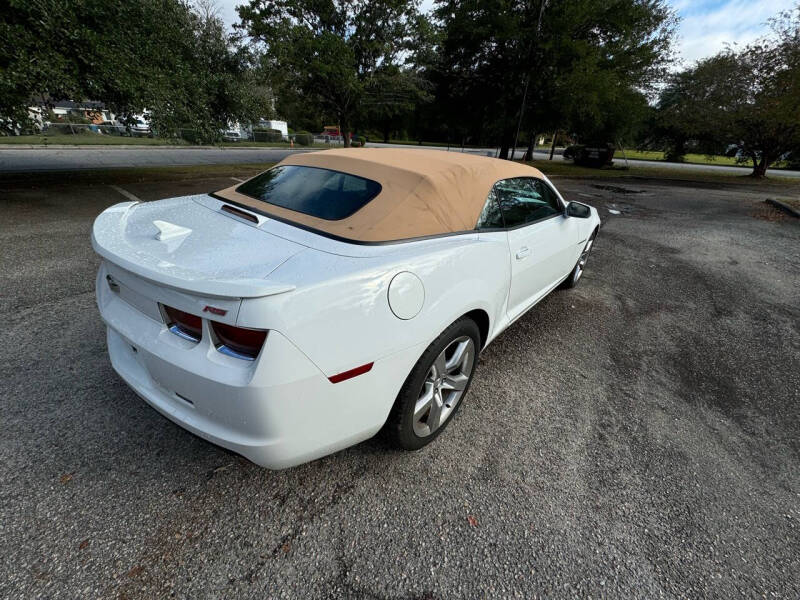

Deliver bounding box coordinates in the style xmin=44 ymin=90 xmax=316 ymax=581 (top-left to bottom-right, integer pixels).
xmin=475 ymin=187 xmax=505 ymax=229
xmin=494 ymin=178 xmax=562 ymax=228
xmin=536 ymin=180 xmax=563 ymax=213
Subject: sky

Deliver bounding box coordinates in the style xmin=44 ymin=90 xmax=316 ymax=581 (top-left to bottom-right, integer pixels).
xmin=214 ymin=0 xmax=797 ymax=66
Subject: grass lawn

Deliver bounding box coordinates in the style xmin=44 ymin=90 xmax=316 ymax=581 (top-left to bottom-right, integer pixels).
xmin=218 ymin=141 xmax=327 ymax=148
xmin=383 ymin=139 xmax=554 ymax=152
xmin=0 ymin=134 xmax=191 ymax=146
xmin=616 ymin=149 xmax=795 ymax=171
xmin=524 ymin=159 xmax=800 ymax=187
xmin=618 ymin=149 xmax=746 ymax=167
xmin=0 ymin=134 xmax=331 ymax=149
xmin=383 ymin=139 xmax=463 ymax=148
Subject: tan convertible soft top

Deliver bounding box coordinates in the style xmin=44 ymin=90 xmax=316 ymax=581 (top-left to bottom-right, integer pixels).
xmin=215 ymin=148 xmax=545 ymax=242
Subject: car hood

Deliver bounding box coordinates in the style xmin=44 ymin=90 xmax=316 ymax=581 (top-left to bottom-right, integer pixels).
xmin=92 ymin=195 xmax=305 ymax=298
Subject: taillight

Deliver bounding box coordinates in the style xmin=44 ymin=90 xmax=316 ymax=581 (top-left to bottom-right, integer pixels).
xmin=163 ymin=305 xmax=202 ymax=342
xmin=211 ymin=321 xmax=267 ymax=360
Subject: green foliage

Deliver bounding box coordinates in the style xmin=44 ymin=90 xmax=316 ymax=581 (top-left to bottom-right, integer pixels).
xmin=0 ymin=0 xmax=272 ymax=143
xmin=431 ymin=0 xmax=676 ymax=155
xmin=651 ymin=7 xmax=800 ymax=176
xmin=253 ymin=128 xmax=284 ymax=142
xmin=238 ymin=0 xmax=424 ymax=146
xmin=294 ymin=131 xmax=313 ymax=146
xmin=358 ymin=135 xmax=366 ymax=147
xmin=179 ymin=129 xmax=203 ymax=144
xmin=0 ymin=0 xmax=699 ymax=153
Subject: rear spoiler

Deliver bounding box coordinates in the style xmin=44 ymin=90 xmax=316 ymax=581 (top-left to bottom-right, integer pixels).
xmin=91 ymin=231 xmax=295 ymax=300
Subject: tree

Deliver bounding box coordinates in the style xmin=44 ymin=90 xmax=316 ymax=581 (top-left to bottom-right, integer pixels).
xmin=0 ymin=0 xmax=271 ymax=141
xmin=544 ymin=1 xmax=675 ymax=147
xmin=238 ymin=0 xmax=424 ymax=147
xmin=641 ymin=71 xmax=696 ymax=162
xmin=361 ymin=13 xmax=436 ymax=142
xmin=432 ymin=0 xmax=530 ymax=156
xmin=153 ymin=4 xmax=273 ymax=141
xmin=430 ymin=0 xmax=676 ymax=159
xmin=651 ymin=7 xmax=800 ymax=177
xmin=362 ymin=68 xmax=430 ymax=142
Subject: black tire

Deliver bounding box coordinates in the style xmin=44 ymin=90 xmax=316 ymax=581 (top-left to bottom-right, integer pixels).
xmin=561 ymin=228 xmax=598 ymax=289
xmin=385 ymin=317 xmax=481 ymax=450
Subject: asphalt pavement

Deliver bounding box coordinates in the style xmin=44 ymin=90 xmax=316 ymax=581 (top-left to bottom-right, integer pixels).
xmin=2 ymin=142 xmax=800 ymax=178
xmin=1 ymin=171 xmax=798 ymax=598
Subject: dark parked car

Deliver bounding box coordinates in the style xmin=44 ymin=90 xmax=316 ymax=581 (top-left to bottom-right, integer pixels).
xmin=563 ymin=143 xmax=616 ymax=168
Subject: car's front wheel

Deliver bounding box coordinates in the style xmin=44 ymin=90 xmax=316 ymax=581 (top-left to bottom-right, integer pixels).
xmin=561 ymin=228 xmax=597 ymax=289
xmin=386 ymin=317 xmax=480 ymax=450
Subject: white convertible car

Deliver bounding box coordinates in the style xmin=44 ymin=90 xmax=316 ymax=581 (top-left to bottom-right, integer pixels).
xmin=93 ymin=149 xmax=600 ymax=468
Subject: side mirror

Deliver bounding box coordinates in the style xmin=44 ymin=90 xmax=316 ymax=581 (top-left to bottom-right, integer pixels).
xmin=565 ymin=201 xmax=591 ymax=218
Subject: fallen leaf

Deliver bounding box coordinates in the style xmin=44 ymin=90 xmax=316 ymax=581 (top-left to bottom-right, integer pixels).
xmin=467 ymin=515 xmax=478 ymax=527
xmin=281 ymin=542 xmax=291 ymax=554
xmin=59 ymin=473 xmax=74 ymax=484
xmin=126 ymin=565 xmax=144 ymax=579
xmin=79 ymin=539 xmax=90 ymax=551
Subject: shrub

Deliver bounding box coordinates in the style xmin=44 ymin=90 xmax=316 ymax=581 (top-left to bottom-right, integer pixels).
xmin=45 ymin=122 xmax=93 ymax=135
xmin=363 ymin=130 xmax=381 ymax=141
xmin=179 ymin=128 xmax=201 ymax=144
xmin=358 ymin=135 xmax=366 ymax=147
xmin=252 ymin=128 xmax=283 ymax=142
xmin=294 ymin=131 xmax=313 ymax=146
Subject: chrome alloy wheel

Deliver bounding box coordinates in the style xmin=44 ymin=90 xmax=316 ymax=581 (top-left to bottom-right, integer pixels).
xmin=574 ymin=234 xmax=595 ymax=283
xmin=412 ymin=336 xmax=475 ymax=437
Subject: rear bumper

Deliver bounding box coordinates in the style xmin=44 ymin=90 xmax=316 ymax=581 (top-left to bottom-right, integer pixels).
xmin=97 ymin=264 xmax=421 ymax=469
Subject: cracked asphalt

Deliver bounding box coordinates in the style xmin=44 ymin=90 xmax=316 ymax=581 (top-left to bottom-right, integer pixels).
xmin=1 ymin=169 xmax=798 ymax=599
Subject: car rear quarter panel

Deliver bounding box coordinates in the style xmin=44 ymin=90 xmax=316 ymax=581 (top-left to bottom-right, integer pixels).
xmin=237 ymin=234 xmax=510 ymax=378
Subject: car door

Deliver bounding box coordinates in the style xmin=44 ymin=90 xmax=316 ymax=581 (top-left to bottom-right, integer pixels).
xmin=493 ymin=178 xmax=580 ymax=320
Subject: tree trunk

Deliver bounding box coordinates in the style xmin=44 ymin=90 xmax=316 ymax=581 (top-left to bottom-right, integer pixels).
xmin=499 ymin=141 xmax=509 ymax=160
xmin=751 ymin=154 xmax=769 ymax=178
xmin=665 ymin=139 xmax=686 ymax=162
xmin=524 ymin=131 xmax=537 ymax=161
xmin=499 ymin=127 xmax=514 ymax=160
xmin=382 ymin=122 xmax=390 ymax=143
xmin=340 ymin=115 xmax=350 ymax=148
xmin=548 ymin=130 xmax=557 ymax=160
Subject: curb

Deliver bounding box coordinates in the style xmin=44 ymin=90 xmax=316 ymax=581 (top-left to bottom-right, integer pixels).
xmin=765 ymin=198 xmax=800 ymax=218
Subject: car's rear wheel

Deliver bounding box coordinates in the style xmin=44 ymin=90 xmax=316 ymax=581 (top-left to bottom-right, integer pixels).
xmin=386 ymin=317 xmax=480 ymax=450
xmin=561 ymin=228 xmax=597 ymax=289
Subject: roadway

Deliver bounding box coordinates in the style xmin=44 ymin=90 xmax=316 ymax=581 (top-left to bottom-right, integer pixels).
xmin=2 ymin=142 xmax=799 ymax=178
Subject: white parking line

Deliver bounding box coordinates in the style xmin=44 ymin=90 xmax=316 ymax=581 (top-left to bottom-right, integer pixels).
xmin=109 ymin=185 xmax=141 ymax=203
xmin=230 ymin=177 xmax=244 ymax=183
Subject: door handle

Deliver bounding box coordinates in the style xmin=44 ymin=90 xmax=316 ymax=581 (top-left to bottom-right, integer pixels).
xmin=516 ymin=246 xmax=531 ymax=260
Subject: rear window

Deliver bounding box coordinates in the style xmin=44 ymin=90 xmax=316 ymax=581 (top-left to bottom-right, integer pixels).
xmin=235 ymin=165 xmax=382 ymax=221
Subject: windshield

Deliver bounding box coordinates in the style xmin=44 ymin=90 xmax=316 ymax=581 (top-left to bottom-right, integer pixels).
xmin=235 ymin=165 xmax=382 ymax=221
